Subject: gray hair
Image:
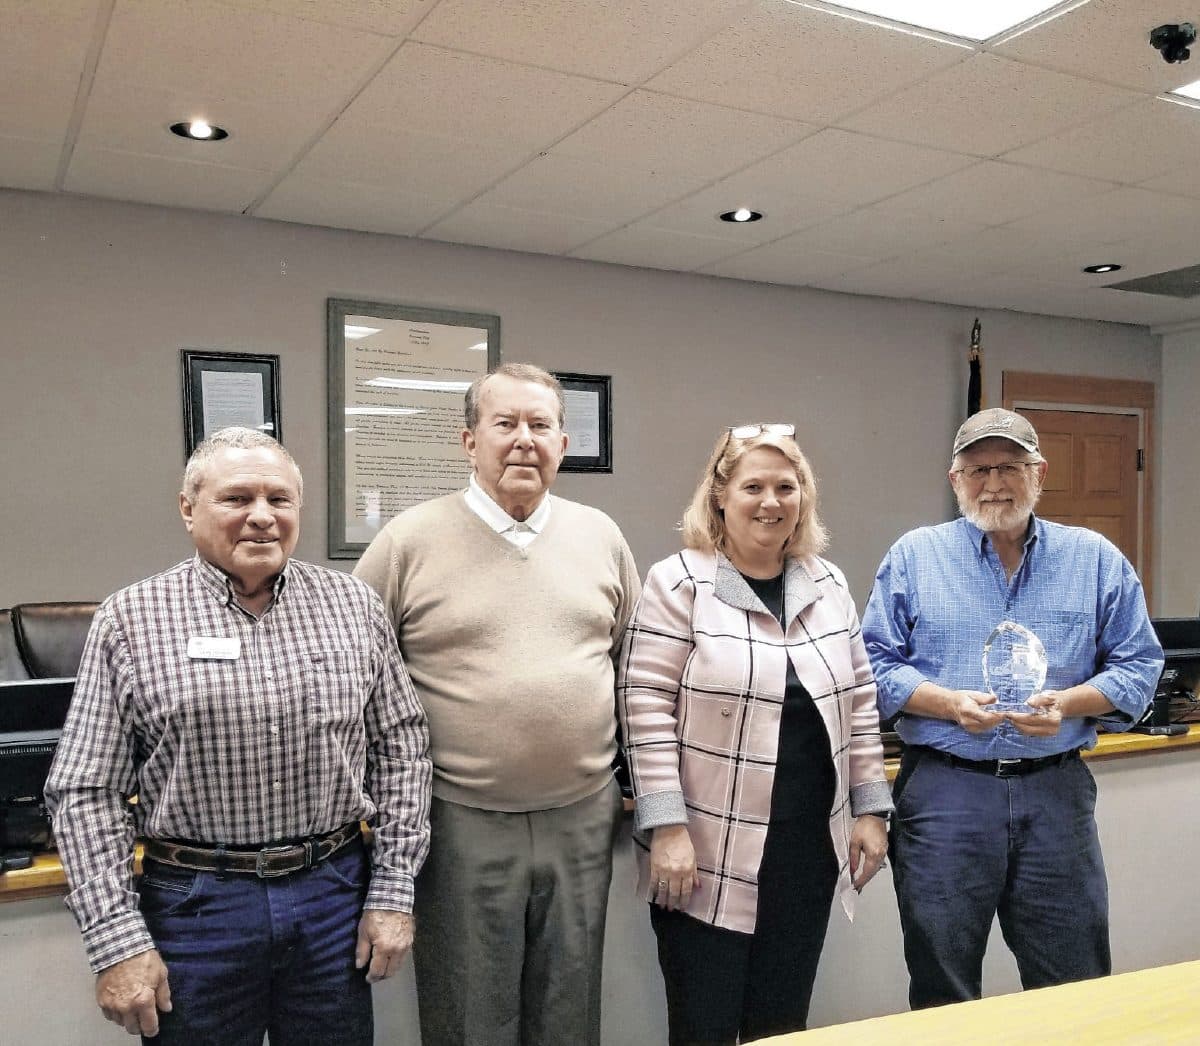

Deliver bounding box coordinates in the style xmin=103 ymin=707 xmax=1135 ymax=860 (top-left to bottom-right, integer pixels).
xmin=182 ymin=427 xmax=303 ymax=503
xmin=464 ymin=363 xmax=565 ymax=430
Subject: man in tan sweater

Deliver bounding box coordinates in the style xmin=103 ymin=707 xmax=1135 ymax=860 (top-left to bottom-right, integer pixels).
xmin=354 ymin=362 xmax=639 ymax=1046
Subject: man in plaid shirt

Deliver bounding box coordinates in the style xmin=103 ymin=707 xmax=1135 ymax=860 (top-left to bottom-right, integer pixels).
xmin=45 ymin=427 xmax=431 ymax=1044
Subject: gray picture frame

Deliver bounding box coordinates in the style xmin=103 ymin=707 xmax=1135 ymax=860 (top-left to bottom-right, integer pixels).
xmin=327 ymin=298 xmax=500 ymax=559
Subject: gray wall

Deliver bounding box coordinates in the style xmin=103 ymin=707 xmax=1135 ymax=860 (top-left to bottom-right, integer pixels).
xmin=1 ymin=188 xmax=1194 ymax=1042
xmin=0 ymin=188 xmax=1163 ymax=610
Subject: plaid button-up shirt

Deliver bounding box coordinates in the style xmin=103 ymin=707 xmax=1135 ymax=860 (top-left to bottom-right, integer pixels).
xmin=45 ymin=555 xmax=432 ymax=972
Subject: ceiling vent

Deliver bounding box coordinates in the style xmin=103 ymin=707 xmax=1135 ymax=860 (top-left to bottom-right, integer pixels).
xmin=1104 ymin=263 xmax=1200 ymax=299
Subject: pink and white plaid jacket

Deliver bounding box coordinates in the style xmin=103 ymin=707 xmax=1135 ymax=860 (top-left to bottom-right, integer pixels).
xmin=616 ymin=548 xmax=891 ymax=933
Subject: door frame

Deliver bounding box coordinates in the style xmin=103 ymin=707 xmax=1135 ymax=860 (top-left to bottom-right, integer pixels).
xmin=1003 ymin=371 xmax=1155 ymax=610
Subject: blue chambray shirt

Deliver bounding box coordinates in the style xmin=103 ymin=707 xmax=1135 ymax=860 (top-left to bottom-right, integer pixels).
xmin=862 ymin=515 xmax=1163 ymax=760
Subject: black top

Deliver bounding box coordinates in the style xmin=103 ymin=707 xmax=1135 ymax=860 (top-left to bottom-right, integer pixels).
xmin=743 ymin=572 xmax=836 ymax=824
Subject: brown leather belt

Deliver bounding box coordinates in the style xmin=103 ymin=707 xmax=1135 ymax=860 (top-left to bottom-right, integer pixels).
xmin=143 ymin=822 xmax=360 ymax=879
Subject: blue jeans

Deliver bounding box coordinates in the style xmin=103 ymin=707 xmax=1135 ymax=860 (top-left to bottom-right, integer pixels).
xmin=138 ymin=840 xmax=373 ymax=1045
xmin=890 ymin=749 xmax=1110 ymax=1010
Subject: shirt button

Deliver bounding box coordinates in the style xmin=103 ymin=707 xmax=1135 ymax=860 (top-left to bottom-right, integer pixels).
xmin=721 ymin=707 xmax=731 ymax=717
xmin=270 ymin=724 xmax=279 ymax=736
xmin=273 ymin=781 xmax=282 ymax=790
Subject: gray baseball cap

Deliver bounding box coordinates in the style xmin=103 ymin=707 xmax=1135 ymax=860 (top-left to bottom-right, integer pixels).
xmin=952 ymin=408 xmax=1039 ymax=456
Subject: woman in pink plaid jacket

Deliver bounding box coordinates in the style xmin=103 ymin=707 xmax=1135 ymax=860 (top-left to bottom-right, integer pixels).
xmin=616 ymin=424 xmax=892 ymax=1045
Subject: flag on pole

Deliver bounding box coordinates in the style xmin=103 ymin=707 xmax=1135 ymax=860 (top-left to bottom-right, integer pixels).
xmin=967 ymin=317 xmax=983 ymax=417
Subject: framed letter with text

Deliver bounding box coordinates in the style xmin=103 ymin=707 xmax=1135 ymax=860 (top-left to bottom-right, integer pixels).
xmin=181 ymin=350 xmax=281 ymax=456
xmin=327 ymin=298 xmax=500 ymax=559
xmin=555 ymin=372 xmax=612 ymax=473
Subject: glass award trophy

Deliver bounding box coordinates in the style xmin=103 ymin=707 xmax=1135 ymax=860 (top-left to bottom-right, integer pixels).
xmin=982 ymin=621 xmax=1048 ymax=714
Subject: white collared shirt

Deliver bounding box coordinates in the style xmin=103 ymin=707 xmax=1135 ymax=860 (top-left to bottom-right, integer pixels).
xmin=464 ymin=474 xmax=551 ymax=548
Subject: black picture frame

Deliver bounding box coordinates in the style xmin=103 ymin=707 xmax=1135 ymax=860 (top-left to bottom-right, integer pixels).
xmin=181 ymin=350 xmax=281 ymax=457
xmin=555 ymin=372 xmax=612 ymax=473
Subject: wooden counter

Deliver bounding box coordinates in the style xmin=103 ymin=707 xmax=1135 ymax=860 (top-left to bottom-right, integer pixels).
xmin=4 ymin=726 xmax=1199 ymax=903
xmin=760 ymin=959 xmax=1200 ymax=1044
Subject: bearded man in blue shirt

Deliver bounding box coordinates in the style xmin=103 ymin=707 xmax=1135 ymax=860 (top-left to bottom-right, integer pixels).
xmin=862 ymin=407 xmax=1162 ymax=1010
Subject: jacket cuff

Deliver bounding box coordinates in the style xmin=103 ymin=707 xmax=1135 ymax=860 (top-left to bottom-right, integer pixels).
xmin=850 ymin=780 xmax=894 ymax=818
xmin=634 ymin=790 xmax=688 ymax=833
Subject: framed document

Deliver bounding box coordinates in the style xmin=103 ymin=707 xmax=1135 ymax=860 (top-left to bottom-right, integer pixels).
xmin=555 ymin=372 xmax=612 ymax=473
xmin=181 ymin=350 xmax=281 ymax=456
xmin=327 ymin=298 xmax=500 ymax=559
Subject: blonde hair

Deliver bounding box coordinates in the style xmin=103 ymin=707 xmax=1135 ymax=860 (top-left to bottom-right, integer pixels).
xmin=681 ymin=429 xmax=828 ymax=559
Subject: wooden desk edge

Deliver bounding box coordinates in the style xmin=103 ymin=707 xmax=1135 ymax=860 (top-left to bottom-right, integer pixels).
xmin=6 ymin=727 xmax=1199 ymax=902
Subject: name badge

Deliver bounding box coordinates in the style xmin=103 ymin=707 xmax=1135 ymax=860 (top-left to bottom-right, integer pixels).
xmin=187 ymin=636 xmax=241 ymax=660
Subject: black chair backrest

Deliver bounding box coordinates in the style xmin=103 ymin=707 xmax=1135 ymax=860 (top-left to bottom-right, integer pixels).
xmin=0 ymin=610 xmax=32 ymax=682
xmin=11 ymin=603 xmax=99 ymax=678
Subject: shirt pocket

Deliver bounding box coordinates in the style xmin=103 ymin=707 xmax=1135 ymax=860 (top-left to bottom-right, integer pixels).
xmin=304 ymin=649 xmax=368 ymax=730
xmin=1025 ymin=610 xmax=1092 ymax=688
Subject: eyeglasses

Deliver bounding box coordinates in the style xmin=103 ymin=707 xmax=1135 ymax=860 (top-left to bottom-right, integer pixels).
xmin=728 ymin=423 xmax=795 ymax=440
xmin=952 ymin=461 xmax=1038 ymax=482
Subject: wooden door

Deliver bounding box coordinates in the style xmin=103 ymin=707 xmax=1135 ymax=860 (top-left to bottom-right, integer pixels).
xmin=1022 ymin=408 xmax=1141 ymax=569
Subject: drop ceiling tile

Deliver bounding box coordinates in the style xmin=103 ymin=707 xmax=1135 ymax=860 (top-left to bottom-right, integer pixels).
xmin=1002 ymin=186 xmax=1200 ymax=246
xmin=568 ymin=224 xmax=746 ymax=271
xmin=255 ymin=173 xmax=458 ymax=235
xmin=423 ymin=200 xmax=618 ymax=256
xmin=1002 ymin=99 xmax=1200 ymax=184
xmin=65 ymin=146 xmax=273 ymax=211
xmin=840 ymin=53 xmax=1140 ymax=157
xmin=698 ymin=236 xmax=870 ymax=284
xmin=994 ymin=0 xmax=1197 ymax=94
xmin=411 ymin=0 xmax=755 ymax=83
xmin=222 ymin=0 xmax=436 ymax=36
xmin=0 ymin=0 xmax=95 ymax=141
xmin=340 ymin=43 xmax=628 ymax=149
xmin=77 ymin=84 xmax=326 ymax=172
xmin=552 ymin=90 xmax=813 ymax=181
xmin=478 ymin=153 xmax=706 ymax=225
xmin=295 ymin=122 xmax=537 ymax=199
xmin=645 ymin=181 xmax=852 ymax=244
xmin=904 ymin=225 xmax=1100 ymax=276
xmin=797 ymin=205 xmax=988 ymax=259
xmin=1139 ymin=164 xmax=1200 ymax=200
xmin=0 ymin=136 xmax=61 ymax=191
xmin=95 ymin=0 xmax=392 ymax=108
xmin=647 ymin=1 xmax=966 ymax=124
xmin=724 ymin=129 xmax=975 ymax=208
xmin=877 ymin=161 xmax=1114 ymax=225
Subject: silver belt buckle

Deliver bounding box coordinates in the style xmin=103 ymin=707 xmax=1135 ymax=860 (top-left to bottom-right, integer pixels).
xmin=995 ymin=758 xmax=1022 ymax=777
xmin=255 ymin=844 xmax=299 ymax=878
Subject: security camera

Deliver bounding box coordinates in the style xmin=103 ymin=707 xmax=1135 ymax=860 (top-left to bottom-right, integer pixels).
xmin=1149 ymin=22 xmax=1195 ymax=64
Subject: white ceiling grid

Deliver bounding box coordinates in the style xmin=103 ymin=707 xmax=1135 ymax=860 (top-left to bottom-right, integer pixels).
xmin=3 ymin=0 xmax=1200 ymax=325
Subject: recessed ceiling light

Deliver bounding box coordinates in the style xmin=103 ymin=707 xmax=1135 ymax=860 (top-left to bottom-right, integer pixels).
xmin=719 ymin=208 xmax=763 ymax=223
xmin=1082 ymin=263 xmax=1122 ymax=274
xmin=170 ymin=120 xmax=229 ymax=141
xmin=785 ymin=1 xmax=1076 ymax=43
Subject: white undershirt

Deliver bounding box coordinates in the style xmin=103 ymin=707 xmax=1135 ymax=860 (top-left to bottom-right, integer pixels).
xmin=464 ymin=474 xmax=551 ymax=549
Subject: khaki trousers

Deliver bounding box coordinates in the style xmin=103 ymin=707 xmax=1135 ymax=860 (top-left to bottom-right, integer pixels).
xmin=413 ymin=778 xmax=622 ymax=1046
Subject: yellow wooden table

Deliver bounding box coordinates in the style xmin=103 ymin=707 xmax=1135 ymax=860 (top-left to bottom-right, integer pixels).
xmin=759 ymin=960 xmax=1200 ymax=1044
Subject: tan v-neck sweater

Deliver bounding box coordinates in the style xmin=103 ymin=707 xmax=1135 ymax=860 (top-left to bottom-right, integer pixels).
xmin=355 ymin=492 xmax=639 ymax=811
